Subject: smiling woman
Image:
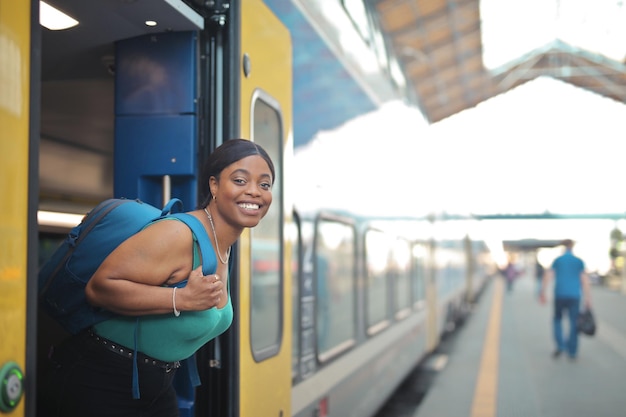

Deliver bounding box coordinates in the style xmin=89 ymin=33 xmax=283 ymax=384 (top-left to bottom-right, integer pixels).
xmin=38 ymin=139 xmax=277 ymax=417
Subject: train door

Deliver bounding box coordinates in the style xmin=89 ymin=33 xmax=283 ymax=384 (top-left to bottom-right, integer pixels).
xmin=425 ymin=235 xmax=439 ymax=352
xmin=0 ymin=1 xmax=35 ymax=416
xmin=236 ymin=2 xmax=293 ymax=416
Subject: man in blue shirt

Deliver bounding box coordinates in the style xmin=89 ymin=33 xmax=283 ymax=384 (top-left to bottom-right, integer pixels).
xmin=540 ymin=239 xmax=592 ymax=360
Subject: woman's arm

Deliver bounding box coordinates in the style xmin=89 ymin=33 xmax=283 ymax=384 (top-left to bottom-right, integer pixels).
xmin=85 ymin=218 xmax=224 ymax=315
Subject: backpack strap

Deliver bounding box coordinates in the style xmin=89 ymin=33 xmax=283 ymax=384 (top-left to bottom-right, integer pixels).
xmin=168 ymin=212 xmax=216 ymax=389
xmin=170 ymin=213 xmax=216 ymax=276
xmin=161 ymin=198 xmax=184 ymax=215
xmin=132 ymin=317 xmax=140 ymax=399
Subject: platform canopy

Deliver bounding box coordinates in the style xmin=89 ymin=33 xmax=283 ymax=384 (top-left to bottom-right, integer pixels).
xmin=271 ymin=0 xmax=626 ymax=146
xmin=373 ymin=0 xmax=626 ymax=124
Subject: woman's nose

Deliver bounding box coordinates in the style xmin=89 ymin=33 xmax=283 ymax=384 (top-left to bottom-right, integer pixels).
xmin=245 ymin=184 xmax=262 ymax=196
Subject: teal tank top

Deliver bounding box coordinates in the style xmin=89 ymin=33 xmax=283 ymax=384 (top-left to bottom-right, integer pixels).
xmin=93 ymin=218 xmax=233 ymax=362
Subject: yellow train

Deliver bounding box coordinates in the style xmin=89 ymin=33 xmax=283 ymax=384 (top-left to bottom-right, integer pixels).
xmin=1 ymin=1 xmax=493 ymax=416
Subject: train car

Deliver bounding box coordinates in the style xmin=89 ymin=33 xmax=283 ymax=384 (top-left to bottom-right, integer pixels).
xmin=290 ymin=213 xmax=493 ymax=417
xmin=2 ymin=1 xmax=495 ymax=417
xmin=290 ymin=212 xmax=423 ymax=417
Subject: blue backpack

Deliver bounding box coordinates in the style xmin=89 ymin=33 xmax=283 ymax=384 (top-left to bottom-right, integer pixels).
xmin=38 ymin=197 xmax=214 ymax=335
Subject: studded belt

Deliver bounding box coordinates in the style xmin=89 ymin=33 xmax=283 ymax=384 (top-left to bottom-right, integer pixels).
xmin=87 ymin=329 xmax=181 ymax=372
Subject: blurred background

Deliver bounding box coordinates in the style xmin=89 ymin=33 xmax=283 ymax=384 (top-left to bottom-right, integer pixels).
xmin=285 ymin=0 xmax=626 ymax=281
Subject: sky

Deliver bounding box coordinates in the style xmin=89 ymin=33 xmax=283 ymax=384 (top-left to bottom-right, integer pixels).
xmin=480 ymin=0 xmax=626 ymax=68
xmin=292 ymin=76 xmax=626 ymax=273
xmin=425 ymin=76 xmax=626 ymax=216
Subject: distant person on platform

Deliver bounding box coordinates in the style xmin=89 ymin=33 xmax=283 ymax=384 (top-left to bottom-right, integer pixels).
xmin=501 ymin=255 xmax=522 ymax=293
xmin=540 ymin=239 xmax=592 ymax=361
xmin=535 ymin=257 xmax=545 ymax=297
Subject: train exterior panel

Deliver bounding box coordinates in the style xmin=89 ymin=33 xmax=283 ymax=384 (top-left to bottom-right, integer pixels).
xmin=239 ymin=1 xmax=293 ymax=416
xmin=1 ymin=1 xmax=32 ymax=415
xmin=290 ymin=214 xmax=489 ymax=417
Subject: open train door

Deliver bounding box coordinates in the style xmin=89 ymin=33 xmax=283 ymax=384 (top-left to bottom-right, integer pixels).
xmin=236 ymin=1 xmax=293 ymax=416
xmin=195 ymin=1 xmax=293 ymax=416
xmin=425 ymin=236 xmax=440 ymax=352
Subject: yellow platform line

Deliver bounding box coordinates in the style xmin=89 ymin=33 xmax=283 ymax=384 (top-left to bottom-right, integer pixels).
xmin=470 ymin=278 xmax=503 ymax=417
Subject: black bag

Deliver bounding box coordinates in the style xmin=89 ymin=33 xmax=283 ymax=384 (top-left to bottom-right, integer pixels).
xmin=577 ymin=308 xmax=596 ymax=336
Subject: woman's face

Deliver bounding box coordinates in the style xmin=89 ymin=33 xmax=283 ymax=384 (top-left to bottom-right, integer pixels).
xmin=212 ymin=155 xmax=273 ymax=228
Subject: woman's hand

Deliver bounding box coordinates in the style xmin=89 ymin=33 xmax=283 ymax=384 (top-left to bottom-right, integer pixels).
xmin=177 ymin=266 xmax=225 ymax=311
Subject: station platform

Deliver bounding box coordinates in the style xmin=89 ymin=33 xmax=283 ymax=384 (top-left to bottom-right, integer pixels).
xmin=415 ymin=274 xmax=626 ymax=417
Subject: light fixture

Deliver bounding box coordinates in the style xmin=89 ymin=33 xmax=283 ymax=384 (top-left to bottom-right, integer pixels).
xmin=38 ymin=211 xmax=84 ymax=229
xmin=145 ymin=20 xmax=158 ymax=27
xmin=40 ymin=1 xmax=79 ymax=31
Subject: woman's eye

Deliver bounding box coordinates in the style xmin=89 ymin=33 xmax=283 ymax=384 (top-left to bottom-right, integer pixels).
xmin=260 ymin=182 xmax=272 ymax=190
xmin=233 ymin=178 xmax=246 ymax=185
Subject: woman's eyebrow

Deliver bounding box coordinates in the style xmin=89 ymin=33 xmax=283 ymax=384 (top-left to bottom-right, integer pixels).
xmin=231 ymin=168 xmax=272 ymax=180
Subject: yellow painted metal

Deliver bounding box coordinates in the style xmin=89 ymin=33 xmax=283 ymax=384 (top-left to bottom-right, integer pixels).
xmin=0 ymin=0 xmax=32 ymax=415
xmin=239 ymin=1 xmax=293 ymax=416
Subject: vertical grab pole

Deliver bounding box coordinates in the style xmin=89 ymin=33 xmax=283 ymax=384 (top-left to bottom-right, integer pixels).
xmin=163 ymin=175 xmax=171 ymax=206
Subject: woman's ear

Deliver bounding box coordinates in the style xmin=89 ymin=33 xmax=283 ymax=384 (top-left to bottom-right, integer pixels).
xmin=209 ymin=176 xmax=218 ymax=197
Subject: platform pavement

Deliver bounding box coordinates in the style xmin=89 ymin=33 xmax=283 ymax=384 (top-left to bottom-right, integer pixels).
xmin=415 ymin=274 xmax=626 ymax=417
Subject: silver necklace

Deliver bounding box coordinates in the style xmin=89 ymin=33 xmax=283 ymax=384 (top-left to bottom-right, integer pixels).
xmin=204 ymin=207 xmax=231 ymax=264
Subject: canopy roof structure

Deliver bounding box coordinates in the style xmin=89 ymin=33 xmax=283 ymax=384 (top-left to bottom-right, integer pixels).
xmin=267 ymin=0 xmax=626 ymax=145
xmin=373 ymin=0 xmax=626 ymax=124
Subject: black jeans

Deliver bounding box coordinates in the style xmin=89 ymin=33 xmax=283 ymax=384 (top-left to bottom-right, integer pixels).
xmin=38 ymin=331 xmax=179 ymax=417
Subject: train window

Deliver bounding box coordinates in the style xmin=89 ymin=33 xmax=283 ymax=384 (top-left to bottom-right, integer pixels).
xmin=315 ymin=219 xmax=356 ymax=362
xmin=365 ymin=229 xmax=391 ymax=335
xmin=342 ymin=0 xmax=371 ymax=43
xmin=342 ymin=0 xmax=393 ymax=78
xmin=437 ymin=240 xmax=465 ymax=301
xmin=411 ymin=242 xmax=428 ymax=308
xmin=392 ymin=238 xmax=412 ymax=319
xmin=250 ymin=94 xmax=283 ymax=361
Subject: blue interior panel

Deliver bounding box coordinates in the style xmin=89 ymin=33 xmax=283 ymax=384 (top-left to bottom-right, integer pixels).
xmin=114 ymin=114 xmax=197 ymax=207
xmin=115 ymin=31 xmax=198 ymax=116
